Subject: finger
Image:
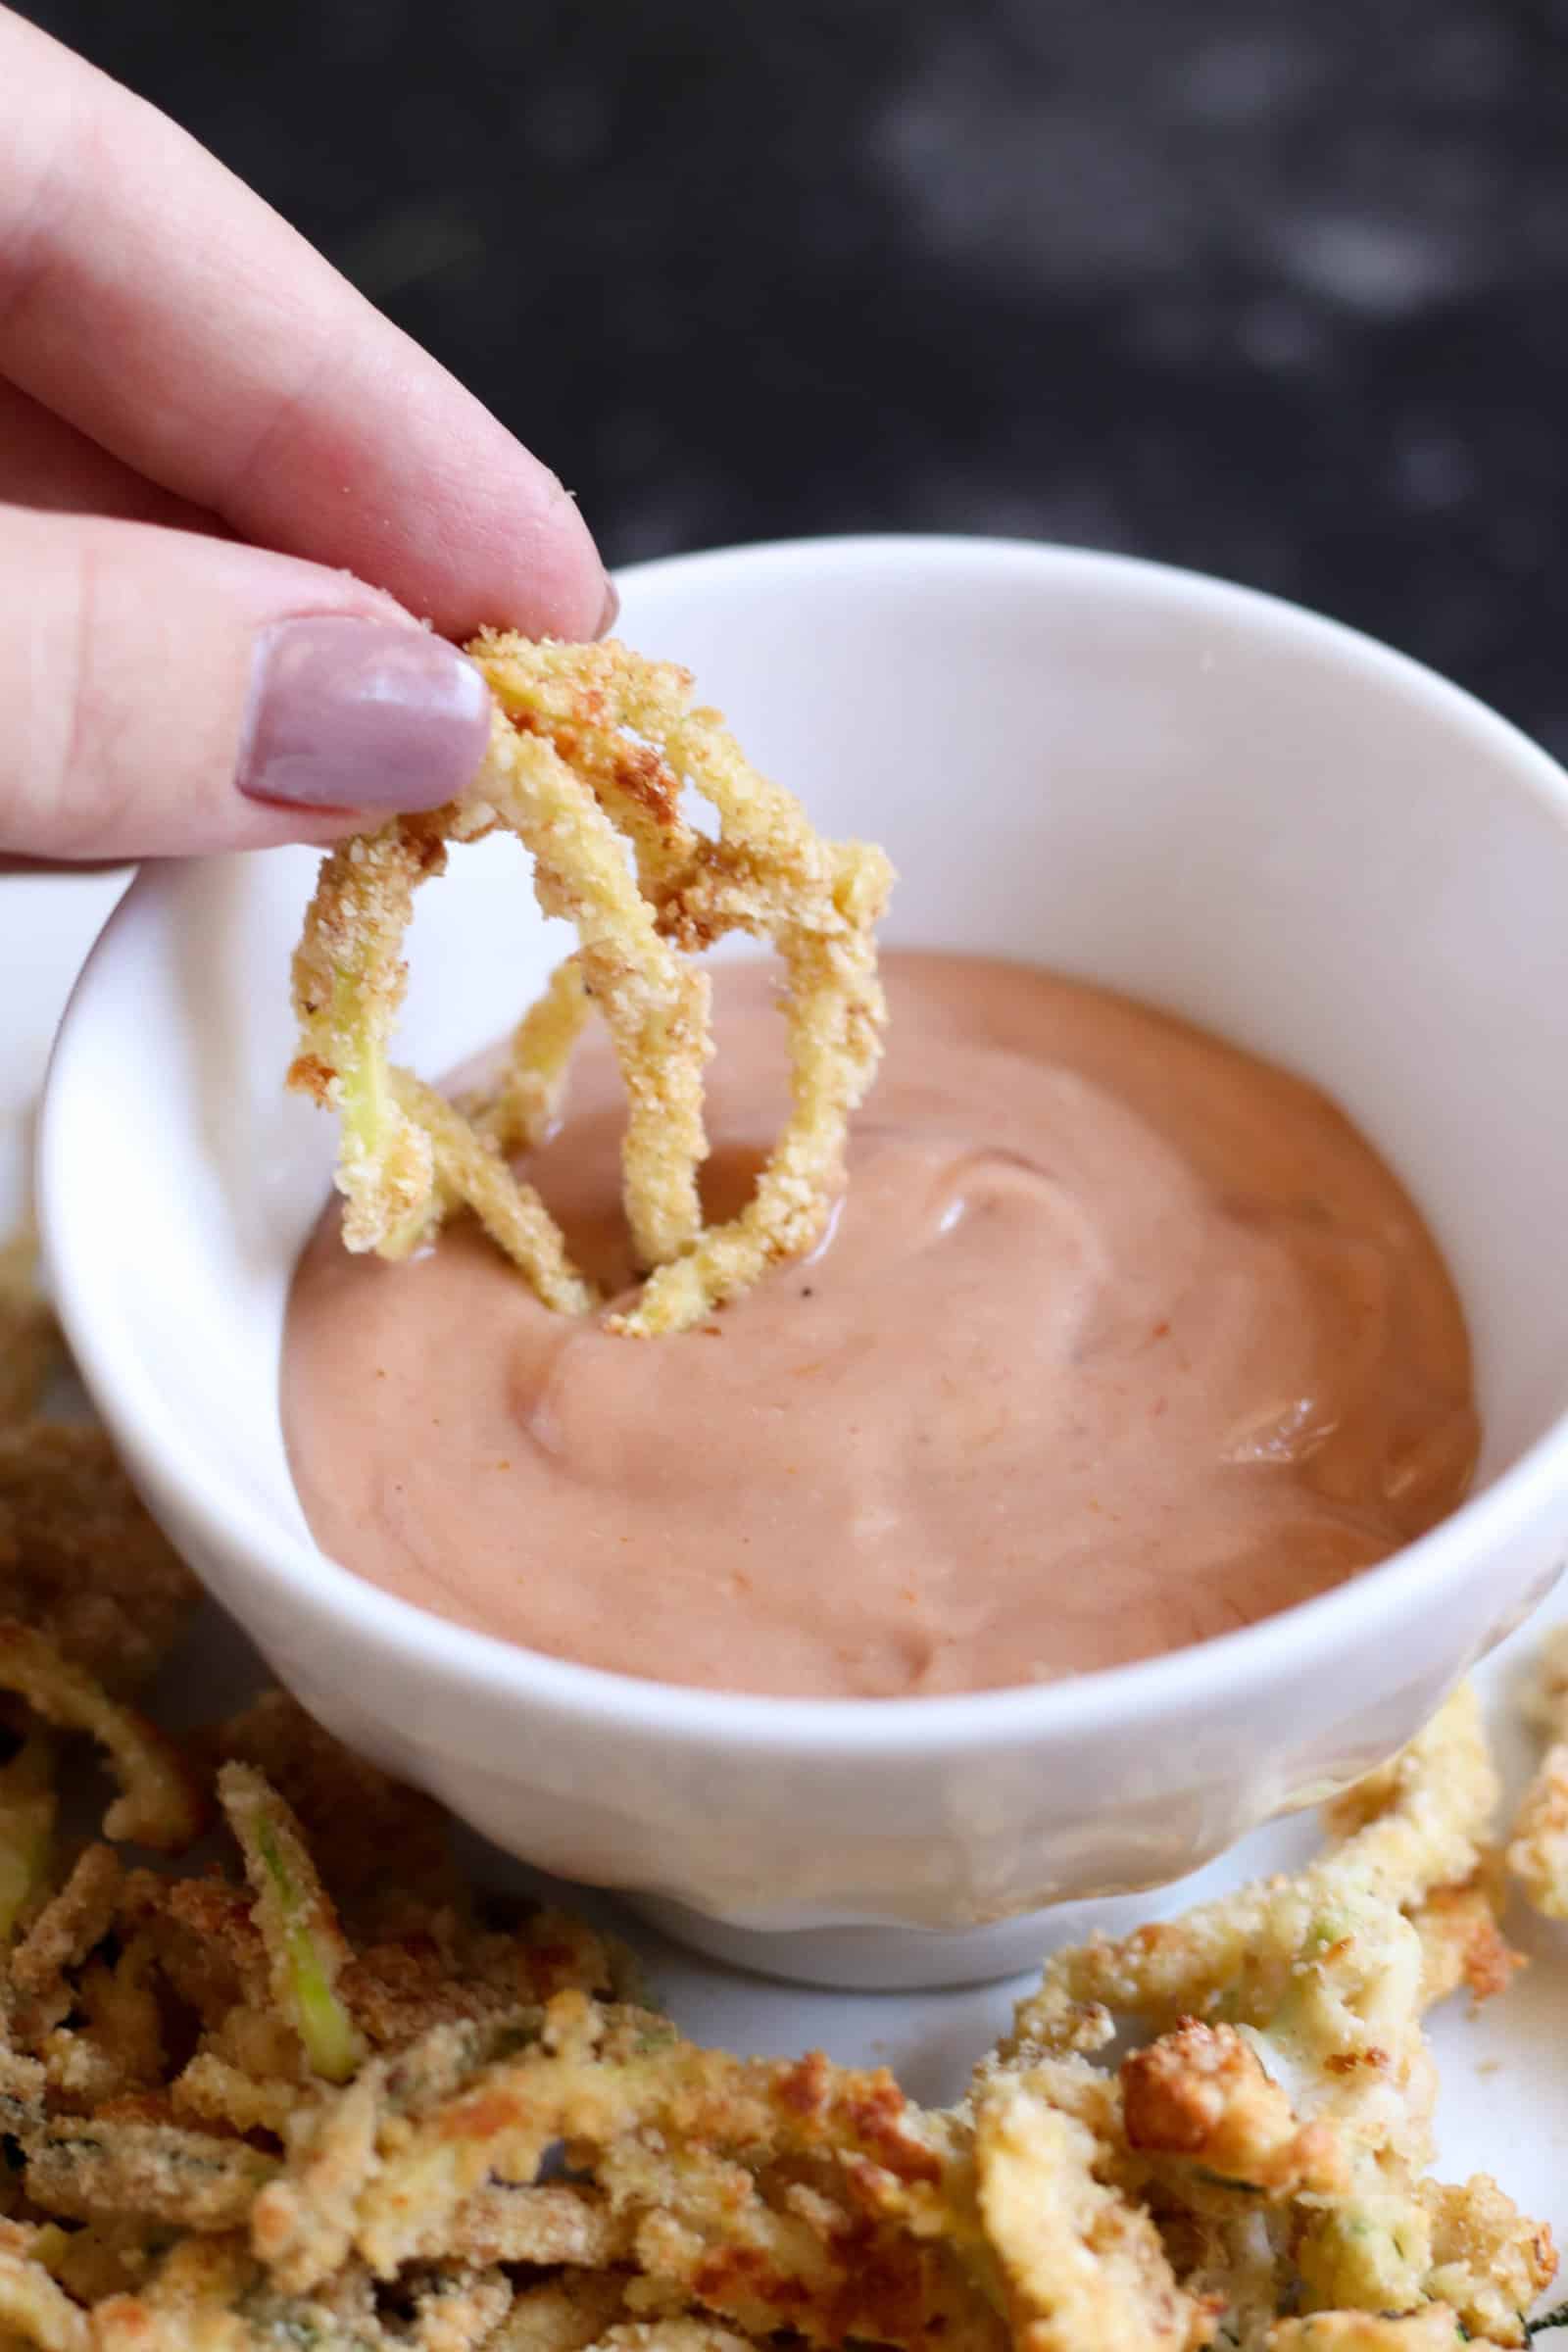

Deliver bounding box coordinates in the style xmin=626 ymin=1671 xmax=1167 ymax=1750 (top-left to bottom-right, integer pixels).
xmin=0 ymin=11 xmax=611 ymax=643
xmin=0 ymin=503 xmax=496 ymax=860
xmin=0 ymin=374 xmax=217 ymax=531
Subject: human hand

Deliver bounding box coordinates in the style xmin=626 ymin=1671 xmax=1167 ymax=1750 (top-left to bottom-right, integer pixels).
xmin=0 ymin=8 xmax=612 ymax=862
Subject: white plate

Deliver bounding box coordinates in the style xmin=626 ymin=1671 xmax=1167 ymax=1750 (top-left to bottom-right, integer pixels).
xmin=25 ymin=871 xmax=1568 ymax=2258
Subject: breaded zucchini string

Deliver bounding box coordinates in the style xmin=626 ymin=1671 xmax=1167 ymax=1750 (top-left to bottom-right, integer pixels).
xmin=218 ymin=1764 xmax=366 ymax=2086
xmin=287 ymin=635 xmax=891 ymax=1338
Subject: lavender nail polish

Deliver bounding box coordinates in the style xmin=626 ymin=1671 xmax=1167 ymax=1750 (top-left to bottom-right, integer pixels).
xmin=237 ymin=617 xmax=492 ymax=811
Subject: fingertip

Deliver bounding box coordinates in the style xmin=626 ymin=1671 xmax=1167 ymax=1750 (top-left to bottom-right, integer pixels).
xmin=0 ymin=512 xmax=495 ymax=859
xmin=383 ymin=404 xmax=612 ymax=643
xmin=0 ymin=30 xmax=612 ymax=652
xmin=236 ymin=617 xmax=493 ymax=816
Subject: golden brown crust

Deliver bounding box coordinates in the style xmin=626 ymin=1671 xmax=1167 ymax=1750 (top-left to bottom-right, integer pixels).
xmin=288 ymin=634 xmax=892 ymax=1337
xmin=0 ymin=1622 xmax=202 ymax=1849
xmin=12 ymin=1843 xmax=122 ymax=2039
xmin=974 ymin=2077 xmax=1205 ymax=2352
xmin=1407 ymin=1870 xmax=1523 ymax=2012
xmin=978 ymin=1688 xmax=1552 ymax=2350
xmin=0 ymin=1686 xmax=1544 ymax=2352
xmin=198 ymin=1687 xmax=455 ymax=1919
xmin=1120 ymin=2020 xmax=1346 ymax=2197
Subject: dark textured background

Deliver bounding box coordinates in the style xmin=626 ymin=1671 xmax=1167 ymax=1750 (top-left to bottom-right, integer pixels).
xmin=21 ymin=1 xmax=1568 ymax=752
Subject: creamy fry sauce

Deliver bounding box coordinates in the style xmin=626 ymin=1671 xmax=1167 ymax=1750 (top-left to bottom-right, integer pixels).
xmin=284 ymin=955 xmax=1477 ymax=1697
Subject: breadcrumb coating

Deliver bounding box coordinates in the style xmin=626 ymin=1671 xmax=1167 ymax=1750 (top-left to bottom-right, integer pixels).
xmin=289 ymin=635 xmax=892 ymax=1336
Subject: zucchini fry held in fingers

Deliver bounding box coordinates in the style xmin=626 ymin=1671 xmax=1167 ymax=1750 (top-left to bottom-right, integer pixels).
xmin=288 ymin=635 xmax=892 ymax=1337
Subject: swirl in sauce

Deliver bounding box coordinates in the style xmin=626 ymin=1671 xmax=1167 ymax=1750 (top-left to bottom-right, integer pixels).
xmin=283 ymin=955 xmax=1477 ymax=1697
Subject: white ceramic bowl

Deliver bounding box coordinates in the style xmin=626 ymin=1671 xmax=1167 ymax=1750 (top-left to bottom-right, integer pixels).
xmin=38 ymin=535 xmax=1568 ymax=1989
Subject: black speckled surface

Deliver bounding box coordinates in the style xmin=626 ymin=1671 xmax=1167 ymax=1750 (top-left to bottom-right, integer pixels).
xmin=19 ymin=0 xmax=1568 ymax=753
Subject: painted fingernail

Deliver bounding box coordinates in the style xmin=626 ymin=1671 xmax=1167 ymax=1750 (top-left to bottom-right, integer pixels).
xmin=237 ymin=616 xmax=492 ymax=811
xmin=596 ymin=576 xmax=620 ymax=640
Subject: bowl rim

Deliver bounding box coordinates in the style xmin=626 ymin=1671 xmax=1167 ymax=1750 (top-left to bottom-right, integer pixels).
xmin=40 ymin=530 xmax=1568 ymax=1760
